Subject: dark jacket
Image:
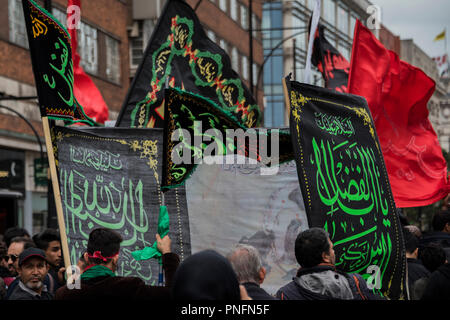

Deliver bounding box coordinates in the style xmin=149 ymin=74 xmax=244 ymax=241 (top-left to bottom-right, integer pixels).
xmin=242 ymin=282 xmax=276 ymax=300
xmin=276 ymin=265 xmax=383 ymax=300
xmin=407 ymin=259 xmax=430 ymax=286
xmin=421 ymin=263 xmax=450 ymax=300
xmin=8 ymin=281 xmax=53 ymax=300
xmin=5 ymin=273 xmax=55 ymax=299
xmin=55 ymin=252 xmax=179 ymax=300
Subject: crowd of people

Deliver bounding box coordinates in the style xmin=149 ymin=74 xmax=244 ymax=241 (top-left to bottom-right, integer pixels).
xmin=0 ymin=208 xmax=449 ymax=300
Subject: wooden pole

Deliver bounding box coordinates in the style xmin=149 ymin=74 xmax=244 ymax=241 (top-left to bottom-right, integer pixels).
xmin=41 ymin=117 xmax=71 ymax=272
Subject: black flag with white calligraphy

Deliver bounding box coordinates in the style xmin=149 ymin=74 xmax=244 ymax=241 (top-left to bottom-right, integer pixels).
xmin=22 ymin=0 xmax=96 ymax=125
xmin=116 ymin=0 xmax=261 ymax=129
xmin=286 ymin=77 xmax=407 ymax=300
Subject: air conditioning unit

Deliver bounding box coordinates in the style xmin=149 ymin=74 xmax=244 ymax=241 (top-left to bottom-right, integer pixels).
xmin=132 ymin=0 xmax=162 ymax=20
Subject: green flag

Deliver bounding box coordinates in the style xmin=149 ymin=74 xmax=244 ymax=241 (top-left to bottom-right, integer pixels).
xmin=131 ymin=205 xmax=170 ymax=264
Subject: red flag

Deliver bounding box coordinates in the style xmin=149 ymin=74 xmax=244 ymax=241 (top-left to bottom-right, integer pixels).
xmin=67 ymin=0 xmax=109 ymax=124
xmin=348 ymin=20 xmax=450 ymax=208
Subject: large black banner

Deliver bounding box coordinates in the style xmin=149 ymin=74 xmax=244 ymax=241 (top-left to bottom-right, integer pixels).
xmin=162 ymin=88 xmax=293 ymax=190
xmin=22 ymin=0 xmax=96 ymax=125
xmin=286 ymin=79 xmax=407 ymax=299
xmin=116 ymin=0 xmax=260 ymax=129
xmin=52 ymin=126 xmax=190 ymax=284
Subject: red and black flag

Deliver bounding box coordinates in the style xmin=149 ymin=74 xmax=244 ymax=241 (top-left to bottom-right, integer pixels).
xmin=311 ymin=24 xmax=350 ymax=93
xmin=21 ymin=0 xmax=97 ymax=125
xmin=116 ymin=0 xmax=261 ymax=129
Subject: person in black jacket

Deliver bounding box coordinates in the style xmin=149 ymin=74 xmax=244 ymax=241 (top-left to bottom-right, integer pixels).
xmin=403 ymin=227 xmax=430 ymax=299
xmin=275 ymin=228 xmax=382 ymax=300
xmin=421 ymin=262 xmax=450 ymax=300
xmin=227 ymin=243 xmax=276 ymax=300
xmin=420 ymin=210 xmax=450 ymax=260
xmin=55 ymin=228 xmax=180 ymax=300
xmin=7 ymin=248 xmax=53 ymax=300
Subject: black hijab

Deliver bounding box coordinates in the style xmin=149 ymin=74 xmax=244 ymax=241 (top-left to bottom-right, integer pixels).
xmin=172 ymin=250 xmax=241 ymax=300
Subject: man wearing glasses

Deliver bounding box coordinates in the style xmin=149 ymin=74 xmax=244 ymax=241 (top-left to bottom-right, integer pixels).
xmin=7 ymin=237 xmax=34 ymax=277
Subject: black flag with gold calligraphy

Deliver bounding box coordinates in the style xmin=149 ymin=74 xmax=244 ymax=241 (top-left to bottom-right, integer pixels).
xmin=162 ymin=88 xmax=292 ymax=190
xmin=116 ymin=0 xmax=261 ymax=129
xmin=22 ymin=0 xmax=97 ymax=125
xmin=285 ymin=77 xmax=407 ymax=300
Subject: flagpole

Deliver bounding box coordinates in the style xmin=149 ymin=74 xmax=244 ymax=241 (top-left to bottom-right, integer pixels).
xmin=41 ymin=117 xmax=71 ymax=274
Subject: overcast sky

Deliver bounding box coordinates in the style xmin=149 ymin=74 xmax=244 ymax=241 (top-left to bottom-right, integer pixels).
xmin=371 ymin=0 xmax=450 ymax=58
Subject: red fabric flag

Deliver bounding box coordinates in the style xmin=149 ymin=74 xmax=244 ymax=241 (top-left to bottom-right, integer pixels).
xmin=67 ymin=0 xmax=109 ymax=124
xmin=348 ymin=20 xmax=450 ymax=208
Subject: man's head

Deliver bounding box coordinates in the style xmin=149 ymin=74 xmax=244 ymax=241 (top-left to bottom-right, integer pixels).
xmin=84 ymin=228 xmax=122 ymax=271
xmin=294 ymin=228 xmax=335 ymax=268
xmin=7 ymin=237 xmax=35 ymax=276
xmin=431 ymin=210 xmax=450 ymax=233
xmin=17 ymin=248 xmax=49 ymax=293
xmin=403 ymin=227 xmax=420 ymax=259
xmin=33 ymin=229 xmax=62 ymax=268
xmin=227 ymin=244 xmax=266 ymax=285
xmin=419 ymin=243 xmax=447 ymax=273
xmin=4 ymin=227 xmax=30 ymax=248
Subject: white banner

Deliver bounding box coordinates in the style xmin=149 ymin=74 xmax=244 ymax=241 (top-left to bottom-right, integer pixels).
xmin=186 ymin=156 xmax=309 ymax=295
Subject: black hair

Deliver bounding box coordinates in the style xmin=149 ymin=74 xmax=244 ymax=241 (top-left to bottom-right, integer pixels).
xmin=403 ymin=227 xmax=419 ymax=254
xmin=87 ymin=228 xmax=123 ymax=265
xmin=10 ymin=236 xmax=35 ymax=249
xmin=294 ymin=228 xmax=330 ymax=268
xmin=431 ymin=210 xmax=450 ymax=232
xmin=4 ymin=227 xmax=30 ymax=248
xmin=32 ymin=229 xmax=61 ymax=251
xmin=419 ymin=243 xmax=447 ymax=272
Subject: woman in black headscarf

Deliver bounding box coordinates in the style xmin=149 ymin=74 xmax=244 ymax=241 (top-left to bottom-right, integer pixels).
xmin=172 ymin=250 xmax=242 ymax=300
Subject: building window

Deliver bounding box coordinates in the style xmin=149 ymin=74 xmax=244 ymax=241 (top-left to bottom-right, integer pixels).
xmin=9 ymin=0 xmax=28 ymax=48
xmin=52 ymin=7 xmax=67 ymax=29
xmin=323 ymin=0 xmax=336 ymax=27
xmin=219 ymin=0 xmax=227 ymax=12
xmin=253 ymin=63 xmax=259 ymax=87
xmin=230 ymin=0 xmax=238 ymax=21
xmin=220 ymin=39 xmax=229 ymax=55
xmin=106 ymin=36 xmax=120 ymax=83
xmin=350 ymin=15 xmax=357 ymax=38
xmin=262 ymin=1 xmax=284 ymax=128
xmin=207 ymin=29 xmax=216 ymax=43
xmin=231 ymin=47 xmax=239 ymax=71
xmin=240 ymin=3 xmax=248 ymax=29
xmin=78 ymin=22 xmax=98 ymax=74
xmin=241 ymin=54 xmax=248 ymax=80
xmin=293 ymin=15 xmax=306 ymax=50
xmin=337 ymin=6 xmax=348 ymax=35
xmin=130 ymin=20 xmax=155 ymax=69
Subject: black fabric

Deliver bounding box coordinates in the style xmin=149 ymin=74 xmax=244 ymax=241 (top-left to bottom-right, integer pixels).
xmin=286 ymin=78 xmax=407 ymax=300
xmin=420 ymin=232 xmax=450 ymax=260
xmin=162 ymin=88 xmax=293 ymax=189
xmin=242 ymin=282 xmax=276 ymax=300
xmin=21 ymin=0 xmax=96 ymax=125
xmin=8 ymin=282 xmax=53 ymax=300
xmin=421 ymin=263 xmax=450 ymax=300
xmin=311 ymin=24 xmax=350 ymax=93
xmin=116 ymin=0 xmax=260 ymax=129
xmin=55 ymin=252 xmax=179 ymax=300
xmin=172 ymin=250 xmax=240 ymax=300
